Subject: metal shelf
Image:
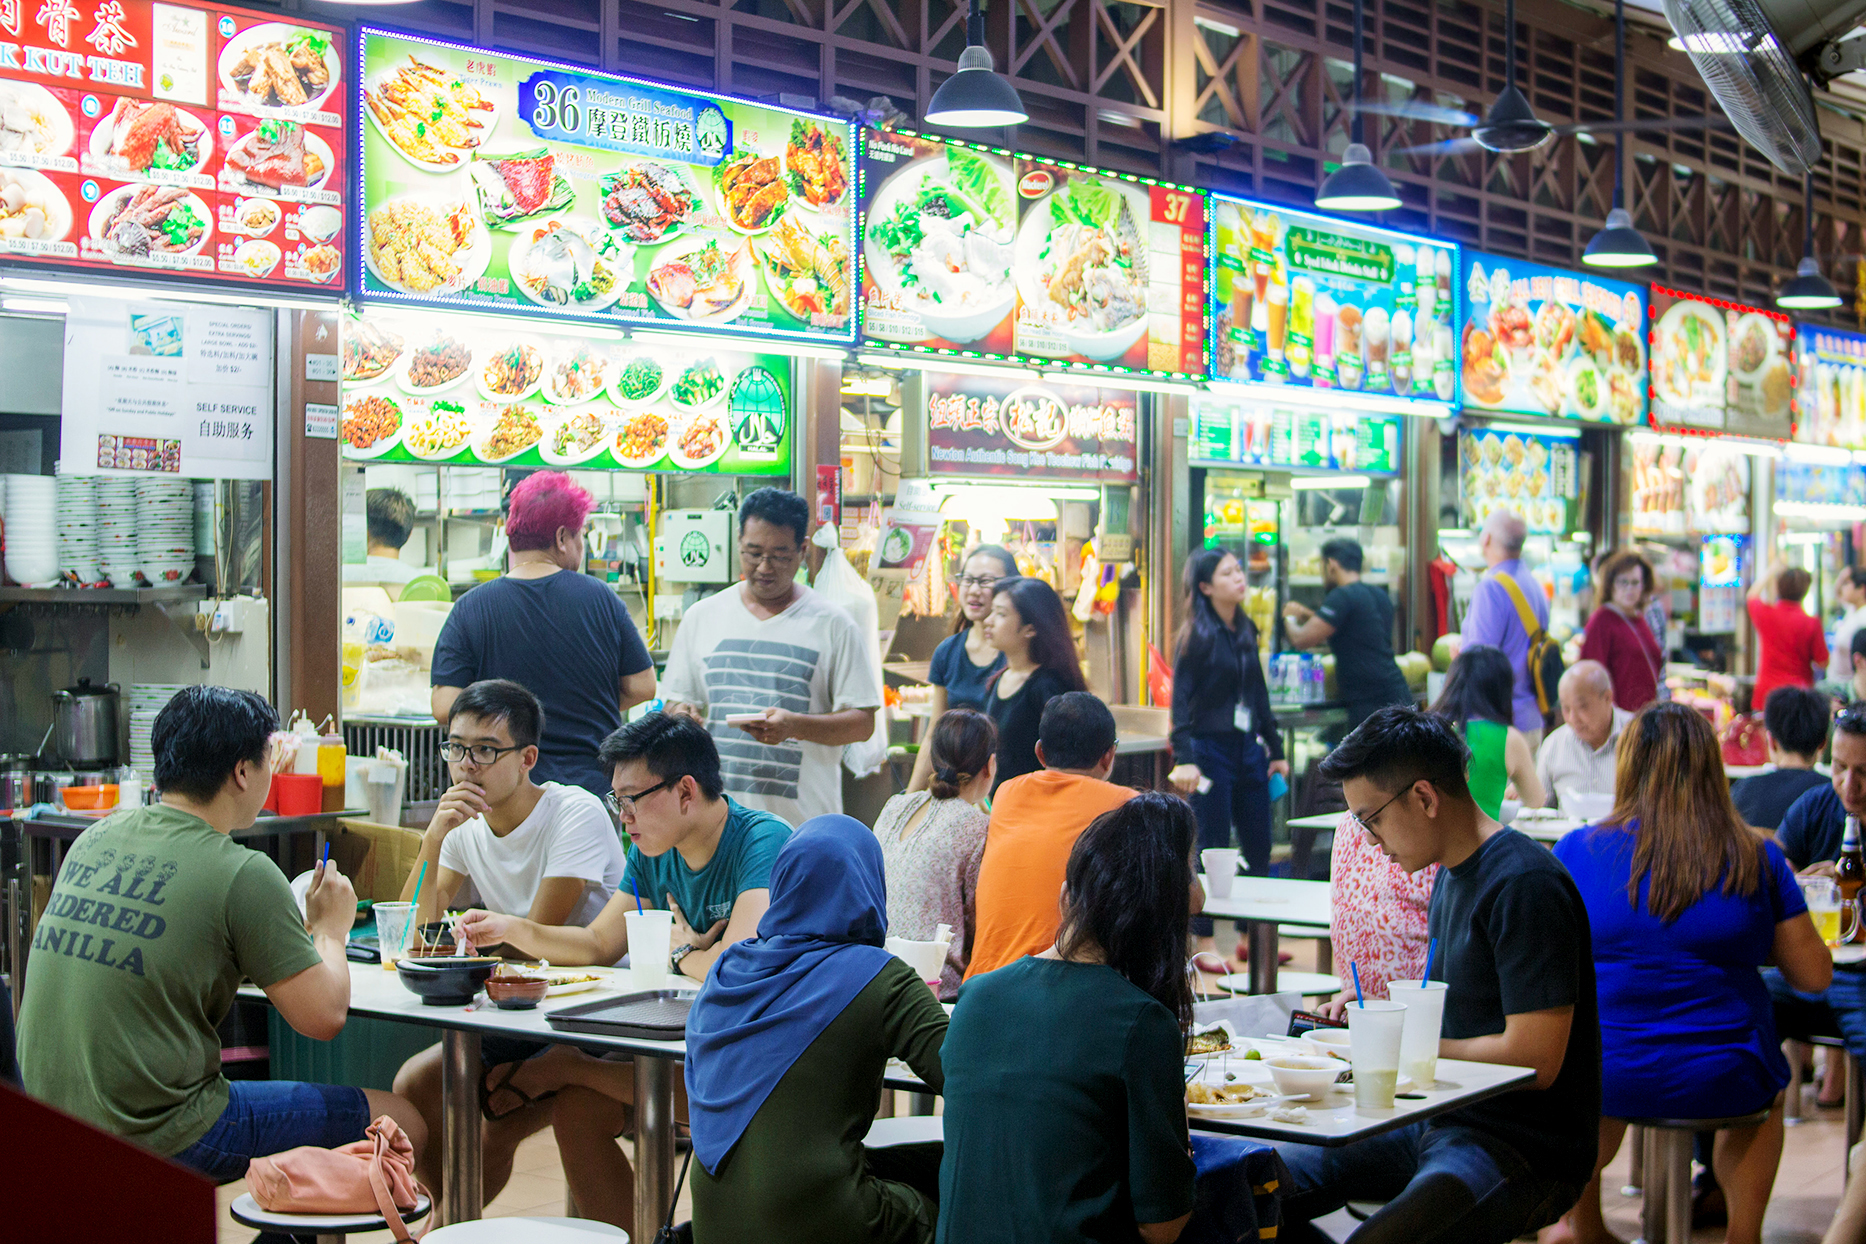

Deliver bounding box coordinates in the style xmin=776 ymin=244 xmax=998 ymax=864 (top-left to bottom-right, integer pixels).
xmin=0 ymin=584 xmax=210 ymax=667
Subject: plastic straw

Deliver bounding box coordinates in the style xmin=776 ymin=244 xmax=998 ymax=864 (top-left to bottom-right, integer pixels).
xmin=631 ymin=878 xmax=643 ymax=914
xmin=1351 ymin=961 xmax=1365 ymax=1008
xmin=1422 ymin=937 xmax=1437 ymax=985
xmin=320 ymin=841 xmax=330 ymax=870
xmin=406 ymin=860 xmax=428 ymax=951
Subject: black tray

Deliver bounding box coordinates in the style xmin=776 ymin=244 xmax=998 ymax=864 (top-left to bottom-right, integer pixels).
xmin=545 ymin=990 xmax=693 ymax=1040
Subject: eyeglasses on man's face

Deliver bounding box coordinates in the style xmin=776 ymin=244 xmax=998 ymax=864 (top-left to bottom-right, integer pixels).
xmin=739 ymin=545 xmax=801 ymax=569
xmin=604 ymin=777 xmax=675 ymax=819
xmin=441 ymin=741 xmax=523 ymax=766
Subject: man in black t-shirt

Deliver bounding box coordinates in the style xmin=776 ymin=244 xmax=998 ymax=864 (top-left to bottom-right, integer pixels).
xmin=1284 ymin=537 xmax=1414 ymax=735
xmin=1274 ymin=707 xmax=1598 ymax=1244
xmin=1731 ymin=686 xmax=1831 ymax=832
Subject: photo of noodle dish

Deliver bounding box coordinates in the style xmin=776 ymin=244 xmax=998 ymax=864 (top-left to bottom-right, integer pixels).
xmin=669 ymin=411 xmax=731 ymax=469
xmin=863 ymin=145 xmax=1016 ymax=344
xmin=1652 ymin=299 xmax=1726 ymax=408
xmin=365 ymin=196 xmax=488 ymax=296
xmin=1013 ymin=174 xmax=1149 ymax=362
xmin=613 ymin=411 xmax=671 ymax=467
xmin=543 ymin=411 xmax=610 ymax=465
xmin=478 ymin=404 xmax=544 ymax=462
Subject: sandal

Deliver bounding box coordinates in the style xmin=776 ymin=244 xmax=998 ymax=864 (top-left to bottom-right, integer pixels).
xmin=480 ymin=1061 xmax=559 ymax=1123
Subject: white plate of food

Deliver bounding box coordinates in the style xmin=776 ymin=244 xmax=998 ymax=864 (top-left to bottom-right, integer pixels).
xmin=221 ymin=121 xmax=333 ymax=195
xmin=757 ymin=214 xmax=852 ymax=324
xmin=668 ymin=409 xmax=732 ymax=470
xmin=783 ymin=119 xmax=850 ymax=213
xmin=89 ymin=185 xmax=211 ymax=258
xmin=0 ymin=81 xmax=75 ymax=159
xmin=365 ymin=54 xmax=498 ymax=171
xmin=0 ymin=167 xmax=72 ymax=243
xmin=542 ymin=971 xmax=610 ymax=997
xmin=87 ymin=100 xmax=213 ymax=178
xmin=1186 ymin=1022 xmax=1238 ymax=1059
xmin=668 ymin=357 xmax=729 ymax=412
xmin=1011 ymin=174 xmax=1150 ymax=362
xmin=1185 ymin=1081 xmax=1286 ymax=1118
xmin=645 ymin=232 xmax=755 ymax=325
xmin=862 ymin=146 xmax=1017 ymax=345
xmin=401 ymin=400 xmax=478 ymax=461
xmin=610 ymin=355 xmax=671 ymax=407
xmin=600 ymin=160 xmax=703 ymax=245
xmin=543 ymin=341 xmax=613 ymax=406
xmin=715 ymin=148 xmax=791 ymax=236
xmin=219 ymin=23 xmax=342 ymax=116
xmin=227 ymin=196 xmax=281 ymax=237
xmin=1566 ymin=355 xmax=1606 ymax=420
xmin=612 ymin=410 xmax=672 ymax=468
xmin=342 ymin=319 xmax=404 ymax=383
xmin=1652 ymin=298 xmax=1726 ymax=408
xmin=509 ymin=219 xmax=629 ymax=312
xmin=476 ymin=339 xmax=546 ymax=402
xmin=541 ymin=411 xmax=613 ymax=466
xmin=232 ymin=238 xmax=281 ymax=279
xmin=339 ymin=393 xmax=405 ymax=459
xmin=477 ymin=403 xmax=545 ymax=464
xmin=1729 ymin=311 xmax=1779 ymax=383
xmin=364 ymin=194 xmax=489 ymax=297
xmin=398 ymin=330 xmax=474 ymax=395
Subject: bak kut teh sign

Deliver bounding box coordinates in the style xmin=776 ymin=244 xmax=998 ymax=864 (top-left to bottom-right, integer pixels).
xmin=925 ymin=371 xmax=1137 ymax=483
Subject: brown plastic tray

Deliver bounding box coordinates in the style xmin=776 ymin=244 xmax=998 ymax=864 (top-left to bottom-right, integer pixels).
xmin=544 ymin=989 xmax=692 ymax=1040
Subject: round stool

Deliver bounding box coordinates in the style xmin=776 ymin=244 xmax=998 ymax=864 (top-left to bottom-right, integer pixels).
xmin=1623 ymin=1109 xmax=1771 ymax=1244
xmin=865 ymin=1115 xmax=945 ymax=1148
xmin=229 ymin=1191 xmax=432 ymax=1244
xmin=1215 ymin=970 xmax=1342 ymax=999
xmin=424 ymin=1219 xmax=627 ymax=1241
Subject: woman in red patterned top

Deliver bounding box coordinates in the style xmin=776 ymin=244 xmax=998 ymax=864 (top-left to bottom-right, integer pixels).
xmin=1328 ymin=810 xmax=1438 ymax=1000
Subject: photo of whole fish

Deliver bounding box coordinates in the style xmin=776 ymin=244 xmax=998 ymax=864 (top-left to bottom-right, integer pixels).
xmin=647 ymin=238 xmax=754 ymax=322
xmin=471 ymin=146 xmax=575 ymax=228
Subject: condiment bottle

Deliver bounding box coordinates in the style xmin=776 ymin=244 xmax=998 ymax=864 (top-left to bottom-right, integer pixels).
xmin=290 ymin=712 xmax=321 ymax=776
xmin=317 ymin=717 xmax=347 ymax=812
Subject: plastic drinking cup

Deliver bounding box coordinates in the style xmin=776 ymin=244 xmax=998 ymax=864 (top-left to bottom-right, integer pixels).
xmin=1202 ymin=848 xmax=1240 ymax=899
xmin=374 ymin=902 xmax=416 ymax=968
xmin=1346 ymin=999 xmax=1407 ymax=1109
xmin=626 ymin=909 xmax=675 ymax=989
xmin=1387 ymin=979 xmax=1448 ymax=1088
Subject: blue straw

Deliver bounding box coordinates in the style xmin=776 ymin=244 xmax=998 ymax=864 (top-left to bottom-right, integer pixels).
xmin=631 ymin=878 xmax=643 ymax=914
xmin=320 ymin=841 xmax=330 ymax=870
xmin=1422 ymin=938 xmax=1437 ymax=986
xmin=1351 ymin=961 xmax=1365 ymax=1008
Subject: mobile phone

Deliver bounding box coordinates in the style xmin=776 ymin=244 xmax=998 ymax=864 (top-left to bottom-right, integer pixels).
xmin=725 ymin=713 xmax=764 ymax=726
xmin=1288 ymin=1009 xmax=1349 ymax=1038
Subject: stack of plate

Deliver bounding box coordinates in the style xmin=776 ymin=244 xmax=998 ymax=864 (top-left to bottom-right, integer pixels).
xmin=97 ymin=478 xmax=139 ymax=587
xmin=56 ymin=474 xmax=100 ymax=585
xmin=192 ymin=481 xmax=215 ymax=557
xmin=136 ymin=478 xmax=195 ymax=586
xmin=4 ymin=473 xmax=57 ymax=586
xmin=126 ymin=684 xmax=188 ymax=786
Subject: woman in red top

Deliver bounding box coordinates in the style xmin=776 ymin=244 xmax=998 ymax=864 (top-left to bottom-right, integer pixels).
xmin=1580 ymin=549 xmax=1666 ymax=711
xmin=1747 ymin=564 xmax=1828 ymax=707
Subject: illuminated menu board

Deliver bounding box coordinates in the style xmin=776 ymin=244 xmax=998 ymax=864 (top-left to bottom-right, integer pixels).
xmin=357 ymin=29 xmax=855 ymax=345
xmin=858 ymin=128 xmax=1206 ymax=378
xmin=1209 ymin=194 xmax=1456 ymax=404
xmin=0 ymin=0 xmax=346 ymax=290
xmin=1648 ymin=286 xmax=1794 ymax=438
xmin=1795 ymin=324 xmax=1866 ymax=450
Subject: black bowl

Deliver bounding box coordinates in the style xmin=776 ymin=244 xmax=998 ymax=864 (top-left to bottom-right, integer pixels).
xmin=396 ymin=956 xmax=499 ymax=1006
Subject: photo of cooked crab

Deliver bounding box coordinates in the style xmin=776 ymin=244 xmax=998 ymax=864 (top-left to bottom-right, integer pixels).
xmin=602 ymin=161 xmax=701 ymax=244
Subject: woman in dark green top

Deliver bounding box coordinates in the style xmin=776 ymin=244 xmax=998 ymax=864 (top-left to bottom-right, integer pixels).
xmin=1431 ymin=644 xmax=1545 ymax=819
xmin=684 ymin=815 xmax=950 ymax=1244
xmin=937 ymin=793 xmax=1200 ymax=1244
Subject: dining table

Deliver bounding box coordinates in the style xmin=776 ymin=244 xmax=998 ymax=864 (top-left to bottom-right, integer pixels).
xmin=1199 ymin=876 xmax=1333 ymax=995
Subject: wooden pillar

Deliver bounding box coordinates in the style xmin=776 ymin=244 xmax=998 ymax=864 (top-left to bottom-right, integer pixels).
xmin=279 ymin=308 xmax=341 ymax=726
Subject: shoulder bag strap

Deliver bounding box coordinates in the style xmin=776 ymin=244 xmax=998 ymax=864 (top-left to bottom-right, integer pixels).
xmin=366 ymin=1127 xmax=421 ymax=1242
xmin=1492 ymin=572 xmax=1544 ymax=640
xmin=1617 ymin=607 xmax=1663 ymax=685
xmin=654 ymin=1147 xmax=696 ymax=1243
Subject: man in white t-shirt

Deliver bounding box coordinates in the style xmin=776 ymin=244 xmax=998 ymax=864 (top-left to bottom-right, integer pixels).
xmin=661 ymin=488 xmax=881 ymax=823
xmin=390 ymin=678 xmax=625 ymax=1200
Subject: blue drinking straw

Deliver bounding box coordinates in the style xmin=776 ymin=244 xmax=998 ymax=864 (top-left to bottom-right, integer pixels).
xmin=1422 ymin=937 xmax=1437 ymax=985
xmin=631 ymin=878 xmax=643 ymax=914
xmin=1351 ymin=961 xmax=1365 ymax=1008
xmin=320 ymin=841 xmax=330 ymax=870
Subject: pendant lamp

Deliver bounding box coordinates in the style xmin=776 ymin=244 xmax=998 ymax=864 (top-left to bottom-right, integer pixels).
xmin=925 ymin=0 xmax=1028 ymax=128
xmin=1315 ymin=0 xmax=1402 ymax=213
xmin=1583 ymin=0 xmax=1657 ymax=267
xmin=1777 ymin=174 xmax=1842 ymax=310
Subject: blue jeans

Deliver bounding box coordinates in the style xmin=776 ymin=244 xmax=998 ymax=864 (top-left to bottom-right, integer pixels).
xmin=1274 ymin=1122 xmax=1583 ymax=1244
xmin=1188 ymin=732 xmax=1271 ymax=937
xmin=170 ymin=1079 xmax=371 ymax=1183
xmin=1766 ymin=965 xmax=1866 ymax=1059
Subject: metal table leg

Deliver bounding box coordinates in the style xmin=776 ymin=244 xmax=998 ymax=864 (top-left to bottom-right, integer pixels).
xmin=634 ymin=1055 xmax=677 ymax=1244
xmin=438 ymin=1029 xmax=483 ymax=1226
xmin=1247 ymin=921 xmax=1279 ymax=995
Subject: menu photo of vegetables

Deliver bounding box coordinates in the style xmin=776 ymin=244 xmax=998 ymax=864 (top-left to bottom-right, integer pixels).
xmin=1458 ymin=426 xmax=1577 ymax=535
xmin=0 ymin=2 xmax=346 ymax=289
xmin=338 ymin=310 xmax=792 ymax=475
xmin=1648 ymin=287 xmax=1794 ymax=438
xmin=857 ymin=129 xmax=1206 ymax=379
xmin=1459 ymin=253 xmax=1647 ymax=424
xmin=358 ymin=29 xmax=855 ymax=344
xmin=1795 ymin=326 xmax=1866 ymax=450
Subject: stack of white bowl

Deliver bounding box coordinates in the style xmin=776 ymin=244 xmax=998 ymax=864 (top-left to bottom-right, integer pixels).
xmin=4 ymin=473 xmax=58 ymax=586
xmin=136 ymin=478 xmax=195 ymax=586
xmin=97 ymin=478 xmax=139 ymax=587
xmin=55 ymin=474 xmax=100 ymax=584
xmin=126 ymin=683 xmax=188 ymax=788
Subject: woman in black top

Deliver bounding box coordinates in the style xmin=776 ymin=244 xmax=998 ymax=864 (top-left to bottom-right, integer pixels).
xmin=1168 ymin=549 xmax=1285 ymax=947
xmin=983 ymin=576 xmax=1086 ymax=792
xmin=908 ymin=544 xmax=1016 ymax=793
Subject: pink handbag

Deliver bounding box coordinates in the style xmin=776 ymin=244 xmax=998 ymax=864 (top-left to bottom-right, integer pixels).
xmin=246 ymin=1115 xmax=428 ymax=1240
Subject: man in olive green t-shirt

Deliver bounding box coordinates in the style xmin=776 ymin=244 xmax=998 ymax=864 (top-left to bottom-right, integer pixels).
xmin=17 ymin=686 xmax=427 ymax=1181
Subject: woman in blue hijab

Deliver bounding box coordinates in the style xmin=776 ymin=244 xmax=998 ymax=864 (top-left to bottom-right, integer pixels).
xmin=685 ymin=814 xmax=951 ymax=1244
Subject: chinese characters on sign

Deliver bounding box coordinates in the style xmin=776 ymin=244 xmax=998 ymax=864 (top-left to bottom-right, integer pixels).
xmin=924 ymin=371 xmax=1138 ymax=482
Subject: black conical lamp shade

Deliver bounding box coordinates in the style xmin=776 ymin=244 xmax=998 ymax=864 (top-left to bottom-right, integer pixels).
xmin=925 ymin=13 xmax=1027 ymax=128
xmin=1777 ymin=176 xmax=1841 ymax=310
xmin=1315 ymin=144 xmax=1402 ymax=212
xmin=1583 ymin=0 xmax=1656 ymax=268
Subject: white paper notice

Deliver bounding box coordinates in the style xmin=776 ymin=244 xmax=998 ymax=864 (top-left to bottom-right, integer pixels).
xmin=186 ymin=313 xmax=268 ymax=386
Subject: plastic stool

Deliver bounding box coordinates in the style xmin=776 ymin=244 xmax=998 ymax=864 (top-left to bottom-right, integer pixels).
xmin=1623 ymin=1110 xmax=1770 ymax=1244
xmin=1785 ymin=1035 xmax=1862 ymax=1179
xmin=425 ymin=1218 xmax=628 ymax=1241
xmin=1277 ymin=925 xmax=1334 ymax=974
xmin=229 ymin=1191 xmax=431 ymax=1244
xmin=865 ymin=1115 xmax=944 ymax=1148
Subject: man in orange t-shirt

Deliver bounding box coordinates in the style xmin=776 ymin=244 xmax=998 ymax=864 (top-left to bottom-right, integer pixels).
xmin=965 ymin=693 xmax=1136 ymax=979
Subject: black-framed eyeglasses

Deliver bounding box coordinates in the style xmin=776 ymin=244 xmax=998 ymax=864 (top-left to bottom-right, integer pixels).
xmin=604 ymin=778 xmax=675 ymax=819
xmin=956 ymin=575 xmax=1001 ymax=590
xmin=739 ymin=546 xmax=801 ymax=569
xmin=1346 ymin=781 xmax=1424 ymax=839
xmin=440 ymin=742 xmax=524 ymax=766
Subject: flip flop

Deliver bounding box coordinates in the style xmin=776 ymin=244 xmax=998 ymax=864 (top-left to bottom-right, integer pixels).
xmin=480 ymin=1061 xmax=559 ymax=1123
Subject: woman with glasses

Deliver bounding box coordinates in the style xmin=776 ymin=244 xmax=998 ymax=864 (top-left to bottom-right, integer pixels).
xmin=1579 ymin=549 xmax=1665 ymax=711
xmin=907 ymin=544 xmax=1017 ymax=793
xmin=982 ymin=575 xmax=1089 ymax=791
xmin=1546 ymin=703 xmax=1831 ymax=1244
xmin=1431 ymin=644 xmax=1545 ymax=819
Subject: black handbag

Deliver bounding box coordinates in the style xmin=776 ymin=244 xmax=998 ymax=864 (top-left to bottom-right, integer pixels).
xmin=653 ymin=1148 xmax=695 ymax=1244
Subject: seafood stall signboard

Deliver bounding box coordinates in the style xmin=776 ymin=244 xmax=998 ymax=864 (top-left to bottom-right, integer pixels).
xmin=859 ymin=129 xmax=1206 ymax=379
xmin=1458 ymin=425 xmax=1579 ymax=535
xmin=923 ymin=371 xmax=1138 ymax=483
xmin=1209 ymin=194 xmax=1456 ymax=404
xmin=1647 ymin=287 xmax=1794 ymax=439
xmin=1459 ymin=251 xmax=1647 ymax=425
xmin=338 ymin=311 xmax=791 ymax=475
xmin=357 ymin=29 xmax=855 ymax=345
xmin=0 ymin=0 xmax=347 ymax=290
xmin=1795 ymin=325 xmax=1866 ymax=450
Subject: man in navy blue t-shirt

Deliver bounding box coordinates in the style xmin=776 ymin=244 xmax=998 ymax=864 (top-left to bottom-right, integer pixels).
xmin=432 ymin=473 xmax=655 ymax=797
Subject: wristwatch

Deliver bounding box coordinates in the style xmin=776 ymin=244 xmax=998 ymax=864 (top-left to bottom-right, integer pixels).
xmin=670 ymin=943 xmax=698 ymax=973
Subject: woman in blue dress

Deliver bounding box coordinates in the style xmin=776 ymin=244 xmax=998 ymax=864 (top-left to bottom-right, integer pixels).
xmin=908 ymin=544 xmax=1017 ymax=792
xmin=1547 ymin=702 xmax=1832 ymax=1244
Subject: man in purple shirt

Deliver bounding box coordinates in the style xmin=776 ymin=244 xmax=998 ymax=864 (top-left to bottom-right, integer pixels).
xmin=1461 ymin=509 xmax=1550 ymax=749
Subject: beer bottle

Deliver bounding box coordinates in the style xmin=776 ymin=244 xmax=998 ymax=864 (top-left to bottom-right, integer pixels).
xmin=1838 ymin=816 xmax=1865 ymax=945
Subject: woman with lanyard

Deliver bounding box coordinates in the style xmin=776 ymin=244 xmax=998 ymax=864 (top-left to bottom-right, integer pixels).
xmin=907 ymin=544 xmax=1018 ymax=793
xmin=1579 ymin=549 xmax=1666 ymax=711
xmin=1168 ymin=549 xmax=1286 ymax=953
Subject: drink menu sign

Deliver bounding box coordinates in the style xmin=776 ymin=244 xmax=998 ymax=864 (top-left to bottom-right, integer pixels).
xmin=1648 ymin=287 xmax=1794 ymax=438
xmin=0 ymin=0 xmax=345 ymax=289
xmin=357 ymin=29 xmax=855 ymax=345
xmin=924 ymin=370 xmax=1137 ymax=482
xmin=1209 ymin=194 xmax=1456 ymax=404
xmin=1188 ymin=394 xmax=1401 ymax=475
xmin=1795 ymin=325 xmax=1866 ymax=450
xmin=859 ymin=129 xmax=1205 ymax=378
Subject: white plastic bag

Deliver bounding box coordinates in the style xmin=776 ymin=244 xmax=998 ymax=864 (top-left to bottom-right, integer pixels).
xmin=812 ymin=523 xmax=889 ymax=778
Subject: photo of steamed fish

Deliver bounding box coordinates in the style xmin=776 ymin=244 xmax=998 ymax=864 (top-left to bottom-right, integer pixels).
xmin=646 ymin=235 xmax=754 ymax=323
xmin=863 ymin=144 xmax=1015 ymax=342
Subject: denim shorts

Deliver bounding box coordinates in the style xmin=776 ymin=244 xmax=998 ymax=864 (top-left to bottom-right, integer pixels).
xmin=170 ymin=1079 xmax=371 ymax=1183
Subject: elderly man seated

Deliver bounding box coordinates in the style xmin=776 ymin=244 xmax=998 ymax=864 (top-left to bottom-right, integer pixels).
xmin=1534 ymin=661 xmax=1631 ymax=812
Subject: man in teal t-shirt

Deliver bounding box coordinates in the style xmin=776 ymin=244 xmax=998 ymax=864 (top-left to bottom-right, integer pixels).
xmin=456 ymin=711 xmax=791 ymax=1231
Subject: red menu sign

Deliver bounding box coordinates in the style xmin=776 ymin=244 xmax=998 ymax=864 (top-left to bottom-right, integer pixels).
xmin=0 ymin=0 xmax=344 ymax=291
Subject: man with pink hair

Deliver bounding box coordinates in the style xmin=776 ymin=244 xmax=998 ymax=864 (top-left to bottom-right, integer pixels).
xmin=432 ymin=471 xmax=657 ymax=797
